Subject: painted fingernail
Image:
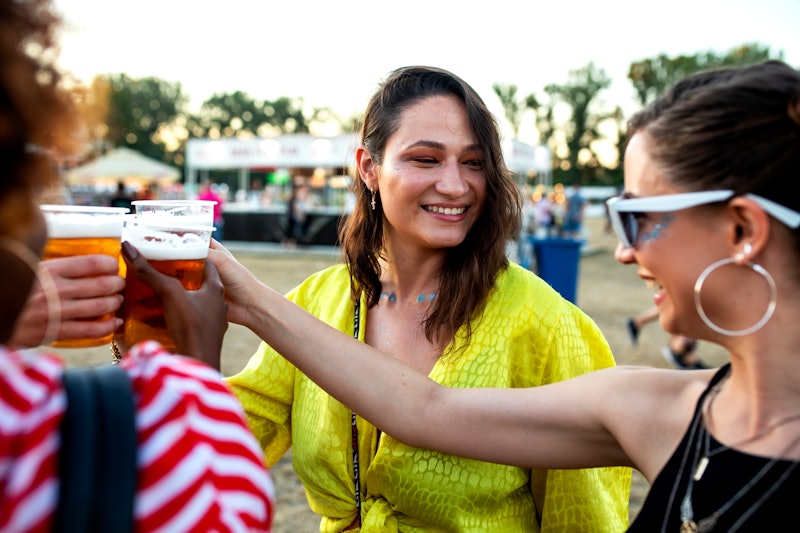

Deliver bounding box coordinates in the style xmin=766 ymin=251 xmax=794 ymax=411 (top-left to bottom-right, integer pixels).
xmin=121 ymin=241 xmax=139 ymax=260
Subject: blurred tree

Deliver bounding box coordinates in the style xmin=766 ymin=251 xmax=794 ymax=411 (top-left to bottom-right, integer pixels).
xmin=614 ymin=43 xmax=785 ymax=185
xmin=186 ymin=90 xmax=271 ymax=139
xmin=492 ymin=83 xmax=545 ymax=142
xmin=337 ymin=111 xmax=362 ymax=134
xmin=104 ymin=74 xmax=188 ymax=166
xmin=544 ymin=62 xmax=621 ymax=186
xmin=628 ymin=43 xmax=781 ymax=106
xmin=72 ymin=43 xmax=784 ymax=190
xmin=71 ymin=76 xmax=112 ymax=159
xmin=493 ymin=83 xmax=525 ymax=138
xmin=261 ymin=96 xmax=309 ymax=134
xmin=187 ymin=92 xmax=341 ymax=138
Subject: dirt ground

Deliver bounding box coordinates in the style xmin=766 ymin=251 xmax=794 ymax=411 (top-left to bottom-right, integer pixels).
xmin=56 ymin=216 xmax=729 ymax=531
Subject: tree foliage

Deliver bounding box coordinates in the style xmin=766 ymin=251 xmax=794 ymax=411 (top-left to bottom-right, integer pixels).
xmin=104 ymin=74 xmax=188 ymax=165
xmin=628 ymin=43 xmax=782 ymax=106
xmin=544 ymin=62 xmax=619 ymax=185
xmin=185 ymin=92 xmax=341 ymax=140
xmin=75 ymin=42 xmax=788 ymax=189
xmin=492 ymin=83 xmax=525 ymax=137
xmin=186 ymin=90 xmax=271 ymax=139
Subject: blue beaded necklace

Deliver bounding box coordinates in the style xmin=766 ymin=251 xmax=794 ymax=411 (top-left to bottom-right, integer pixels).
xmin=379 ymin=291 xmax=437 ymax=303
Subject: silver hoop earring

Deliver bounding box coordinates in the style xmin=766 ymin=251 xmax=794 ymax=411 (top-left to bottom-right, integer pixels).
xmin=693 ymin=256 xmax=777 ymax=336
xmin=371 ymin=189 xmax=377 ymax=211
xmin=0 ymin=235 xmax=61 ymax=346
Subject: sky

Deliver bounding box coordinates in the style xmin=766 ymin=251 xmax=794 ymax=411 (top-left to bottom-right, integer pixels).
xmin=52 ymin=0 xmax=800 ymax=144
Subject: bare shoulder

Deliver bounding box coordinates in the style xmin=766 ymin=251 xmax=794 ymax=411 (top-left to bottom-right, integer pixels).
xmin=596 ymin=366 xmax=717 ymax=480
xmin=603 ymin=365 xmax=714 ymax=391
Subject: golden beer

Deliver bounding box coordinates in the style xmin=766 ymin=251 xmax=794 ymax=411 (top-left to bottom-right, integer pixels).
xmin=43 ymin=236 xmax=122 ymax=261
xmin=40 ymin=205 xmax=128 ymax=348
xmin=123 ymin=257 xmax=205 ymax=352
xmin=121 ymin=218 xmax=214 ymax=353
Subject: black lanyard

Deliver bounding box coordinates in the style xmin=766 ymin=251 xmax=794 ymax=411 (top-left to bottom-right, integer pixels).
xmin=351 ymin=299 xmax=362 ymax=519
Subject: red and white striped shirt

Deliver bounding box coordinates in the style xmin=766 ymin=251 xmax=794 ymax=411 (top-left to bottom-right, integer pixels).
xmin=0 ymin=341 xmax=274 ymax=532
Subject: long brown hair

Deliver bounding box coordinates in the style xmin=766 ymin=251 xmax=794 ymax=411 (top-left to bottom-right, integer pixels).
xmin=339 ymin=66 xmax=522 ymax=350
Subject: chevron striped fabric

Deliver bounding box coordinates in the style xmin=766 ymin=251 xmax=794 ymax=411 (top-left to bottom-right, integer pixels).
xmin=0 ymin=341 xmax=274 ymax=532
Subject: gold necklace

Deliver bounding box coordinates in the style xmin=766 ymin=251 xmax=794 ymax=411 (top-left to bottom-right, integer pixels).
xmin=678 ymin=375 xmax=800 ymax=532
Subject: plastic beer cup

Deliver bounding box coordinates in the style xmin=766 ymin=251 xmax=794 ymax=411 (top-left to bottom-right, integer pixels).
xmin=121 ymin=217 xmax=214 ymax=352
xmin=116 ymin=199 xmax=215 ymax=352
xmin=40 ymin=205 xmax=129 ymax=348
xmin=132 ymin=200 xmax=216 ymax=226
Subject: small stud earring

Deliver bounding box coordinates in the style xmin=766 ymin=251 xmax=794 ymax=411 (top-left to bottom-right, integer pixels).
xmin=734 ymin=242 xmax=753 ymax=263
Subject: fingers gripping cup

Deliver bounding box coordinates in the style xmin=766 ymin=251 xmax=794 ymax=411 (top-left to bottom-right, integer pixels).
xmin=116 ymin=200 xmax=216 ymax=351
xmin=121 ymin=217 xmax=214 ymax=352
xmin=40 ymin=205 xmax=129 ymax=348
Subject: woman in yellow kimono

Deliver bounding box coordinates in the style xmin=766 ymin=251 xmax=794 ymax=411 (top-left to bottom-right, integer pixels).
xmin=227 ymin=65 xmax=631 ymax=532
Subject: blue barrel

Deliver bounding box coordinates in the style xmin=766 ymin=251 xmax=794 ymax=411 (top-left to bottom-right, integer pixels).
xmin=530 ymin=237 xmax=583 ymax=303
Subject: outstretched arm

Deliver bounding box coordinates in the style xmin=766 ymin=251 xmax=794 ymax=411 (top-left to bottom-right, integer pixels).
xmin=207 ymin=241 xmax=638 ymax=471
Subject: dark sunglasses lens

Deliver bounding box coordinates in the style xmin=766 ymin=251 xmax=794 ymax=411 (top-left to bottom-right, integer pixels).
xmin=622 ymin=212 xmax=638 ymax=246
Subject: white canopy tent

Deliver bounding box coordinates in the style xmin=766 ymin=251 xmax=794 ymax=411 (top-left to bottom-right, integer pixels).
xmin=184 ymin=134 xmax=551 ymax=196
xmin=65 ymin=147 xmax=180 ymax=190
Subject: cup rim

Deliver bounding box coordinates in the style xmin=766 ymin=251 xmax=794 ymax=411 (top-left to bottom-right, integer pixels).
xmin=132 ymin=200 xmax=217 ymax=206
xmin=123 ymin=215 xmax=215 ymax=233
xmin=40 ymin=204 xmax=130 ymax=214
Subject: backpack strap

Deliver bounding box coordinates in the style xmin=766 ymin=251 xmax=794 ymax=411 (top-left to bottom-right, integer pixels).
xmin=54 ymin=364 xmax=137 ymax=533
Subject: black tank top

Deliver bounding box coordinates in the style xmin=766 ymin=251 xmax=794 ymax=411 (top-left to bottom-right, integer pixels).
xmin=628 ymin=363 xmax=800 ymax=532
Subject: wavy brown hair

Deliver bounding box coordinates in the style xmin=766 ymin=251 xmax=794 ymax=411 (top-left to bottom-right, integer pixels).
xmin=339 ymin=66 xmax=522 ymax=350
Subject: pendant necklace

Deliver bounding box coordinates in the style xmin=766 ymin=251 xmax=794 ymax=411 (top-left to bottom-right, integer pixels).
xmin=678 ymin=374 xmax=800 ymax=532
xmin=380 ymin=291 xmax=437 ymax=303
xmin=691 ymin=411 xmax=800 ymax=482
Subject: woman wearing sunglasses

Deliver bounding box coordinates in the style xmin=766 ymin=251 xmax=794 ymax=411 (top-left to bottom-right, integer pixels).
xmin=180 ymin=60 xmax=800 ymax=531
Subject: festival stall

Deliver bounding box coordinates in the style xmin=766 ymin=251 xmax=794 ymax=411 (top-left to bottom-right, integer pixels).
xmin=184 ymin=134 xmax=551 ymax=245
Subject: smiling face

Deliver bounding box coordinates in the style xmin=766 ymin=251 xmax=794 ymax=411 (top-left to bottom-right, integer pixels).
xmin=358 ymin=94 xmax=486 ymax=254
xmin=615 ymin=132 xmax=732 ymax=338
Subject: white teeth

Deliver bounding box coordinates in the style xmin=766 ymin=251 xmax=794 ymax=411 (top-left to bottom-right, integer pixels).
xmin=426 ymin=206 xmax=466 ymax=215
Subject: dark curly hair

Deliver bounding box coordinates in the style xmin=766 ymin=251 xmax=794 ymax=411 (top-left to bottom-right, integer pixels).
xmin=339 ymin=66 xmax=522 ymax=350
xmin=0 ymin=0 xmax=79 ymax=198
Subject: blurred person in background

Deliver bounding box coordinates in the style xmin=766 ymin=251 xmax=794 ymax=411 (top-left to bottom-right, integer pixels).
xmin=198 ymin=178 xmax=225 ymax=241
xmin=563 ymin=182 xmax=587 ymax=239
xmin=626 ymin=304 xmax=709 ymax=370
xmin=109 ymin=179 xmax=134 ymax=212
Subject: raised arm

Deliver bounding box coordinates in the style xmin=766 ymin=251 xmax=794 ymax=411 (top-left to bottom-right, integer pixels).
xmin=206 ymin=242 xmax=642 ymax=471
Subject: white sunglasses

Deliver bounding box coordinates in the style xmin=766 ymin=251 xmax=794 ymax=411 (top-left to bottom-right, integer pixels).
xmin=606 ymin=190 xmax=800 ymax=248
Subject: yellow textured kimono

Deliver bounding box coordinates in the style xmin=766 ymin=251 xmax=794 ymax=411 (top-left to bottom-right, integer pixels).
xmin=227 ymin=262 xmax=631 ymax=532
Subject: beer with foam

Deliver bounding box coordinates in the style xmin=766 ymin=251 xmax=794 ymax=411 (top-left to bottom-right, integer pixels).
xmin=122 ymin=218 xmax=213 ymax=352
xmin=40 ymin=205 xmax=128 ymax=348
